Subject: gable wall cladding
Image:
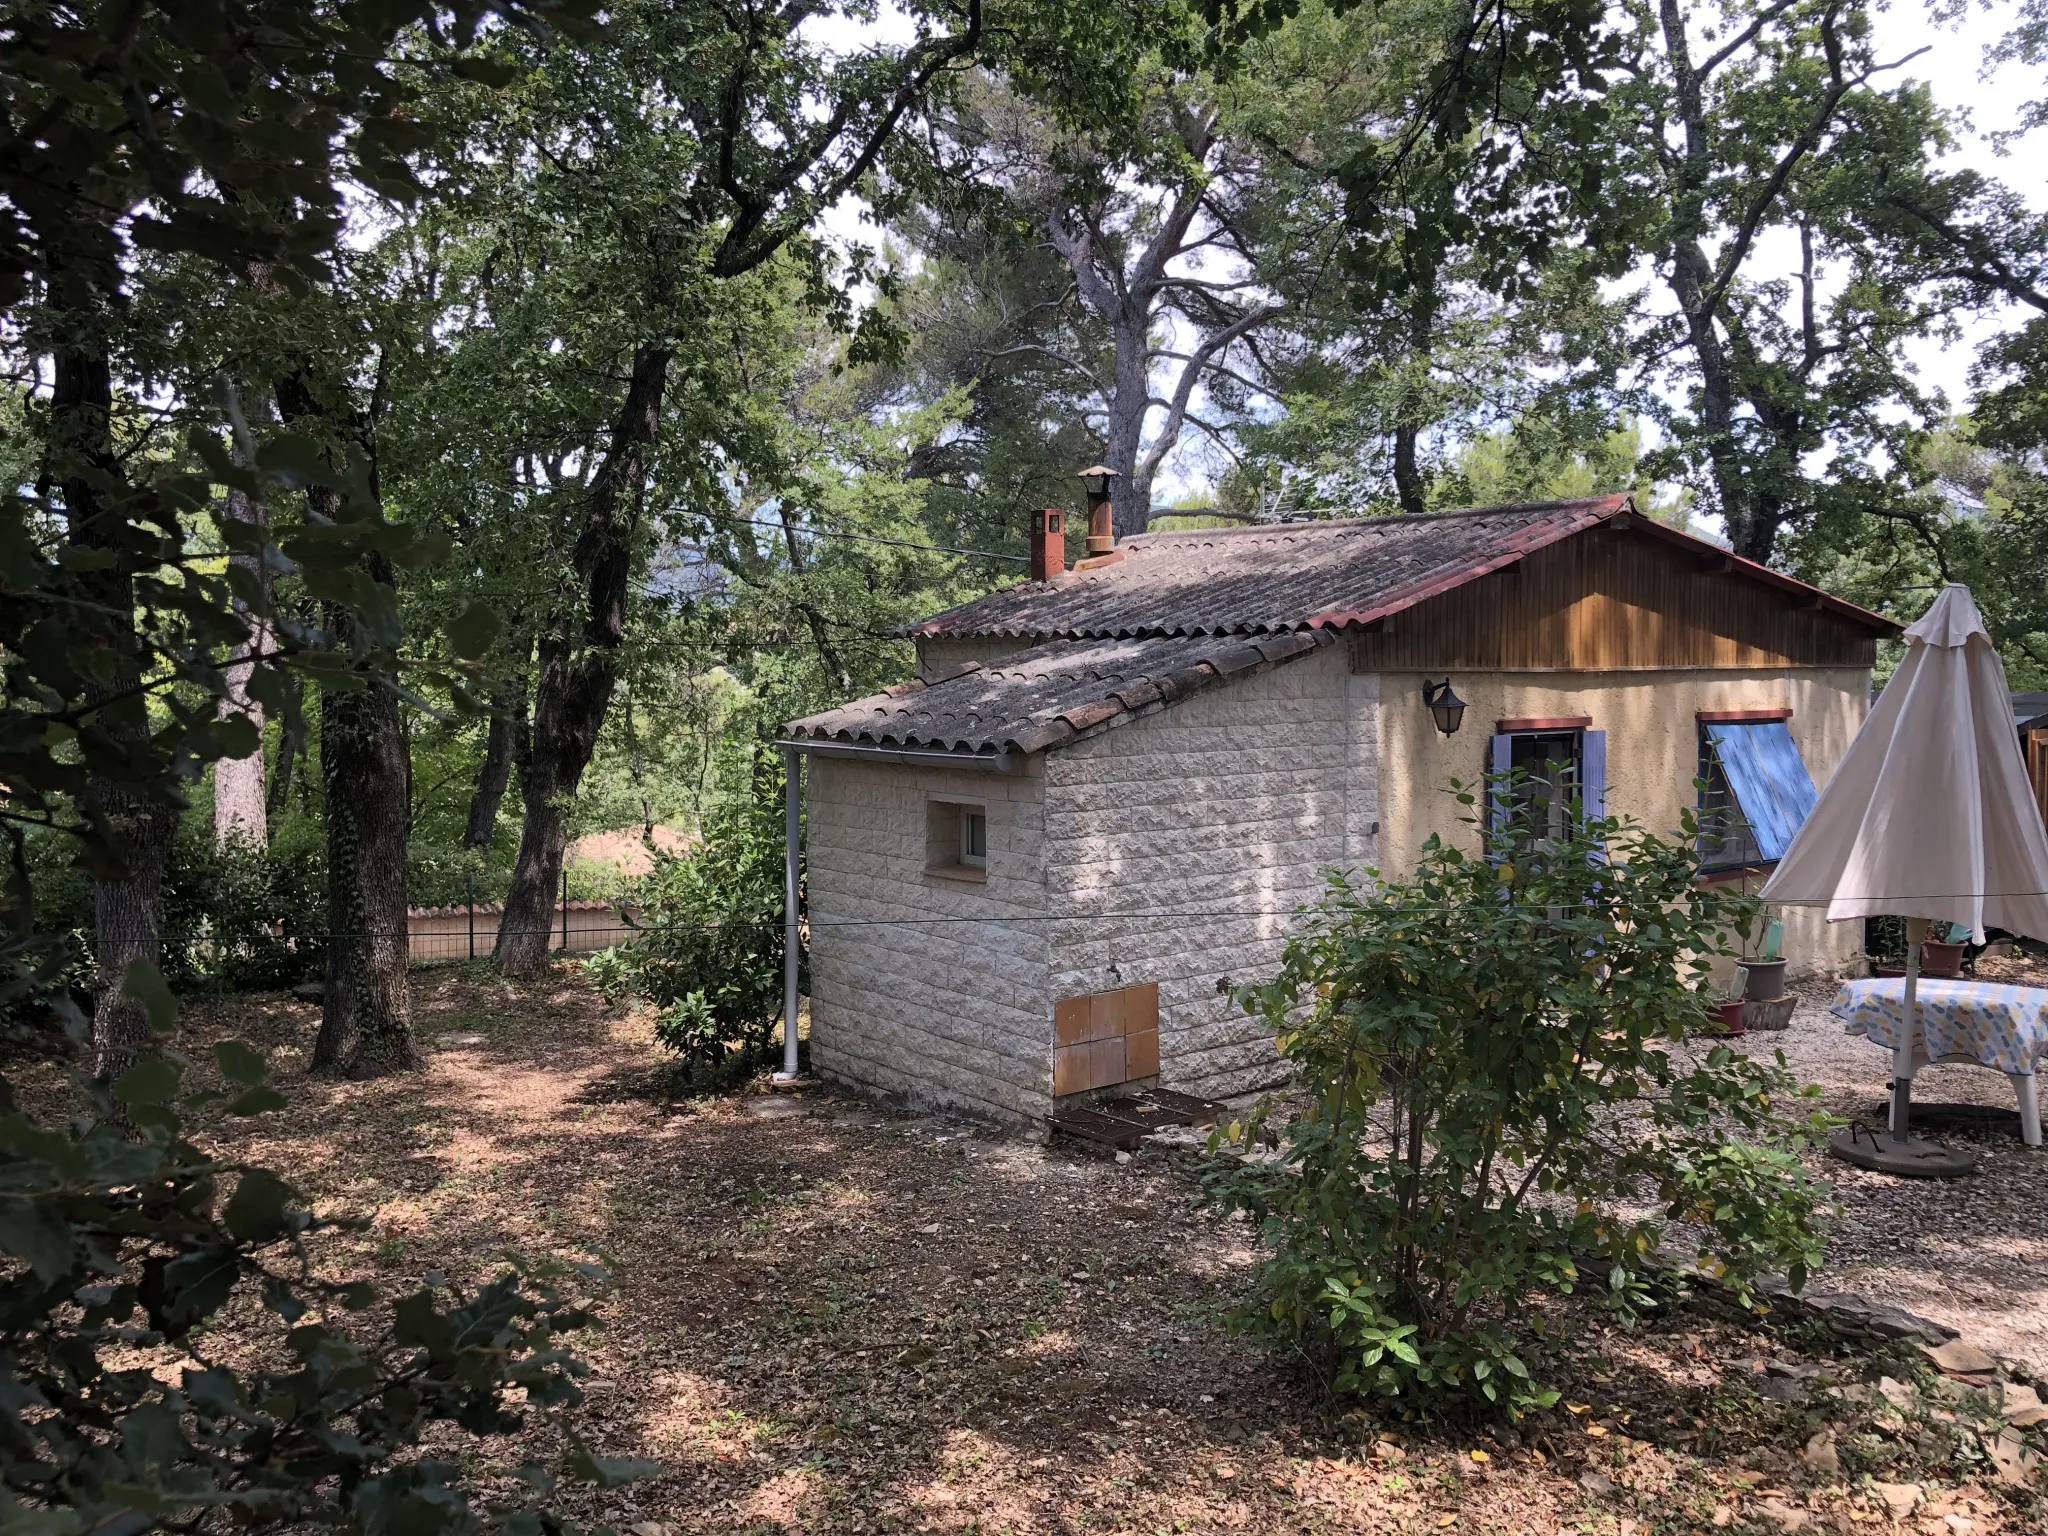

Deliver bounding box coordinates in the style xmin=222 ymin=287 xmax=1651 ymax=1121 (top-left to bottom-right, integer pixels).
xmin=804 ymin=756 xmax=1054 ymax=1125
xmin=1041 ymin=643 xmax=1376 ymax=1102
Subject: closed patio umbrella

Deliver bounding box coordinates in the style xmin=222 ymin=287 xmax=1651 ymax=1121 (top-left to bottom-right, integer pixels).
xmin=1760 ymin=584 xmax=2048 ymax=1173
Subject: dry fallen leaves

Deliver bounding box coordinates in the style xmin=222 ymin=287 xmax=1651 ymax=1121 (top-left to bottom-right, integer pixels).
xmin=24 ymin=968 xmax=2032 ymax=1536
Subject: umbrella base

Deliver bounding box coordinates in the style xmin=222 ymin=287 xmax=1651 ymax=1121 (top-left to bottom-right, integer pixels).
xmin=1864 ymin=1100 xmax=2025 ymax=1139
xmin=1828 ymin=1125 xmax=1978 ymax=1178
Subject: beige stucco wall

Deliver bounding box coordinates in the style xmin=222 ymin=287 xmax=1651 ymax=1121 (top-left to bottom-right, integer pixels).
xmin=1373 ymin=666 xmax=1871 ymax=982
xmin=1041 ymin=643 xmax=1379 ymax=1103
xmin=804 ymin=755 xmax=1054 ymax=1123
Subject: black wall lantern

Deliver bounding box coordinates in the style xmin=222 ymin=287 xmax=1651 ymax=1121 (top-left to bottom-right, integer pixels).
xmin=1422 ymin=678 xmax=1467 ymax=736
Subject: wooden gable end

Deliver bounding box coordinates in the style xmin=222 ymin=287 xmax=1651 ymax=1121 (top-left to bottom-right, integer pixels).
xmin=1346 ymin=521 xmax=1881 ymax=672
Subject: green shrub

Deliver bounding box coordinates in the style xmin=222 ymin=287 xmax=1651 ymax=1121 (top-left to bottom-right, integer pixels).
xmin=1207 ymin=776 xmax=1835 ymax=1417
xmin=8 ymin=813 xmax=329 ymax=1029
xmin=588 ymin=739 xmax=797 ymax=1078
xmin=159 ymin=813 xmax=329 ymax=994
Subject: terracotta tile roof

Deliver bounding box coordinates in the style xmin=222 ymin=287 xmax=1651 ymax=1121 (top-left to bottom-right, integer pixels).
xmin=911 ymin=497 xmax=1631 ymax=641
xmin=785 ymin=629 xmax=1342 ymax=758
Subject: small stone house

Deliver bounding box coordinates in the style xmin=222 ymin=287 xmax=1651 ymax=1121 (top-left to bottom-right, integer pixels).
xmin=782 ymin=495 xmax=1897 ymax=1126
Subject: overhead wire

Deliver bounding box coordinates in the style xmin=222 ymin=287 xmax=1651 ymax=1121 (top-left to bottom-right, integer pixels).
xmin=693 ymin=513 xmax=1029 ymax=563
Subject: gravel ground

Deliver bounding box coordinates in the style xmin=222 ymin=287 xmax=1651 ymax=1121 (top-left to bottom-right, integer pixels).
xmin=1762 ymin=959 xmax=2048 ymax=1375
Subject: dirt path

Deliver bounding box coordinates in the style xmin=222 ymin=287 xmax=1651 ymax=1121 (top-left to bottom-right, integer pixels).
xmin=62 ymin=966 xmax=2040 ymax=1535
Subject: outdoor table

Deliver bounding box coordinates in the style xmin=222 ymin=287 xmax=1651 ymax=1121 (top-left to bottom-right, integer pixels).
xmin=1831 ymin=977 xmax=2045 ymax=1147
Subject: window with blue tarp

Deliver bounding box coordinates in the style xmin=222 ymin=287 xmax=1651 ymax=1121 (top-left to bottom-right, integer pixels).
xmin=1697 ymin=719 xmax=1817 ymax=869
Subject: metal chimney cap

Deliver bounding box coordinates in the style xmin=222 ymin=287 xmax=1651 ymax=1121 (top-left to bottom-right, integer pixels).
xmin=1077 ymin=464 xmax=1119 ymax=479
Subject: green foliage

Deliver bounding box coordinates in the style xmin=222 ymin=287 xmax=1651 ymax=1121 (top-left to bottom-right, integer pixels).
xmin=10 ymin=812 xmax=328 ymax=1032
xmin=1449 ymin=420 xmax=1692 ymax=528
xmin=0 ymin=1013 xmax=640 ymax=1535
xmin=157 ymin=818 xmax=330 ymax=994
xmin=588 ymin=739 xmax=796 ymax=1077
xmin=1207 ymin=776 xmax=1834 ymax=1417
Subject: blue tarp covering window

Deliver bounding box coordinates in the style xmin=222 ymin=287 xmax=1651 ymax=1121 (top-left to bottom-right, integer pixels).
xmin=1701 ymin=720 xmax=1817 ymax=861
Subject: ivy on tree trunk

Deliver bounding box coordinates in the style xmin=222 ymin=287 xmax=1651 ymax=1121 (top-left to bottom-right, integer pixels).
xmin=274 ymin=369 xmax=420 ymax=1076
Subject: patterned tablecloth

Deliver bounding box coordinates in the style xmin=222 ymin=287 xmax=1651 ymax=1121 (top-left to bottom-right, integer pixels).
xmin=1831 ymin=977 xmax=2048 ymax=1077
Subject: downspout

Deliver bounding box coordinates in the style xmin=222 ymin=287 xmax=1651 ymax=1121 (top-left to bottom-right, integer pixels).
xmin=776 ymin=743 xmax=803 ymax=1082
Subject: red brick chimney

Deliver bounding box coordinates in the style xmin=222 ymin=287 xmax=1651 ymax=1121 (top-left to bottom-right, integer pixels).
xmin=1030 ymin=508 xmax=1066 ymax=581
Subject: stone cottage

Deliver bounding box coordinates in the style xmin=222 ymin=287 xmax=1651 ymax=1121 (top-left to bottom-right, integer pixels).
xmin=781 ymin=495 xmax=1898 ymax=1126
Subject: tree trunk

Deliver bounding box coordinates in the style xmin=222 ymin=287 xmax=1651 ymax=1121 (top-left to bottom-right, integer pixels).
xmin=268 ymin=679 xmax=301 ymax=817
xmin=1392 ymin=425 xmax=1425 ymax=517
xmin=463 ymin=682 xmax=525 ymax=849
xmin=497 ymin=343 xmax=670 ymax=978
xmin=1392 ymin=268 xmax=1437 ymax=517
xmin=215 ymin=478 xmax=271 ymax=847
xmin=274 ymin=371 xmax=419 ymax=1076
xmin=88 ymin=784 xmax=176 ymax=1084
xmin=51 ymin=333 xmax=180 ymax=1087
xmin=1656 ymin=0 xmax=1775 ymax=564
xmin=1103 ymin=305 xmax=1155 ymax=540
xmin=314 ymin=581 xmax=419 ymax=1076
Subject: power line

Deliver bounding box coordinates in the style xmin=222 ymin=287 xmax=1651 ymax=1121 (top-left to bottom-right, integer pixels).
xmin=700 ymin=514 xmax=1029 ymax=564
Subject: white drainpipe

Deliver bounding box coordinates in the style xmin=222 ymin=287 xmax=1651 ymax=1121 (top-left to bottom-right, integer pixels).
xmin=776 ymin=744 xmax=803 ymax=1082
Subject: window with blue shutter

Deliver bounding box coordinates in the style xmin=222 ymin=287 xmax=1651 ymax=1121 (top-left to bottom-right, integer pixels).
xmin=1486 ymin=727 xmax=1606 ymax=839
xmin=1697 ymin=719 xmax=1817 ymax=869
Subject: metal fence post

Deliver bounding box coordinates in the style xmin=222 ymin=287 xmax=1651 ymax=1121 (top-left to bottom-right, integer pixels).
xmin=466 ymin=873 xmax=475 ymax=960
xmin=560 ymin=863 xmax=569 ymax=952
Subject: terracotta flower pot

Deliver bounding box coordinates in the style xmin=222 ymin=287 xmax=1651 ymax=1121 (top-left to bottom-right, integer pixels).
xmin=1712 ymin=1000 xmax=1748 ymax=1036
xmin=1919 ymin=940 xmax=1966 ymax=978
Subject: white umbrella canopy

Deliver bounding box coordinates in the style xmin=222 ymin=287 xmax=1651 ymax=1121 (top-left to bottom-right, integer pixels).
xmin=1760 ymin=584 xmax=2048 ymax=1174
xmin=1761 ymin=584 xmax=2048 ymax=943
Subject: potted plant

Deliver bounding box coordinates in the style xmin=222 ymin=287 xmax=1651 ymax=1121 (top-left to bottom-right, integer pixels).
xmin=1738 ymin=916 xmax=1788 ymax=1001
xmin=1710 ymin=993 xmax=1748 ymax=1035
xmin=1920 ymin=922 xmax=1968 ymax=978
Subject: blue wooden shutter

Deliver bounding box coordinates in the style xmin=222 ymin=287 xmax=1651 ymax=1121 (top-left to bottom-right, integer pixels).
xmin=1487 ymin=732 xmax=1514 ymax=836
xmin=1581 ymin=730 xmax=1607 ymax=820
xmin=1581 ymin=729 xmax=1608 ymax=862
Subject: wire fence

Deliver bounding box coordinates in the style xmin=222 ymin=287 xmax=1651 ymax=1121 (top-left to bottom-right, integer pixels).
xmin=104 ymin=894 xmax=2015 ymax=982
xmin=403 ymin=907 xmax=636 ymax=962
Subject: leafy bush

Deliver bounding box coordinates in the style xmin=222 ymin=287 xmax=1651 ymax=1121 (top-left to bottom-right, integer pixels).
xmin=588 ymin=739 xmax=797 ymax=1077
xmin=0 ymin=982 xmax=645 ymax=1534
xmin=1207 ymin=776 xmax=1835 ymax=1417
xmin=159 ymin=813 xmax=330 ymax=993
xmin=8 ymin=815 xmax=329 ymax=1032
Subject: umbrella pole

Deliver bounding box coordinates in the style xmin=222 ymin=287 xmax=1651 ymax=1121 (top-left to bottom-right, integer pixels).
xmin=1890 ymin=916 xmax=1930 ymax=1144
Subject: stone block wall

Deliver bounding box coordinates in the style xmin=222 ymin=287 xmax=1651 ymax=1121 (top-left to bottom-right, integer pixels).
xmin=803 ymin=755 xmax=1053 ymax=1123
xmin=1042 ymin=644 xmax=1376 ymax=1102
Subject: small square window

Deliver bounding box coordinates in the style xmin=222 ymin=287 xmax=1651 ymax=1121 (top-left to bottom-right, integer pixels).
xmin=926 ymin=799 xmax=988 ymax=881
